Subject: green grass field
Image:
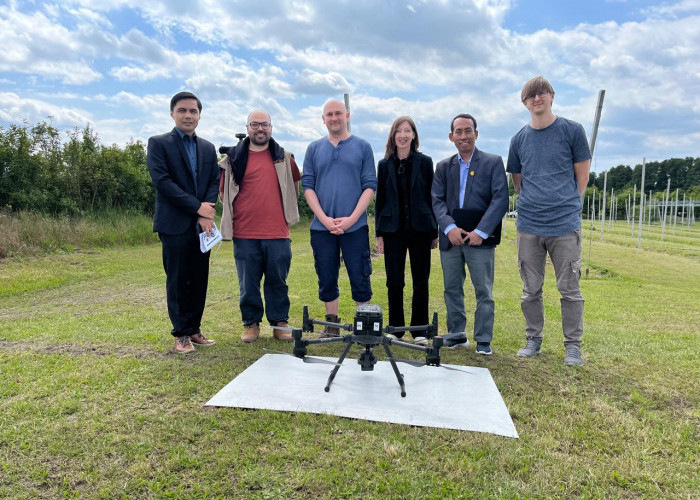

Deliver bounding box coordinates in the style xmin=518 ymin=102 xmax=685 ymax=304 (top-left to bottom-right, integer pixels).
xmin=1 ymin=218 xmax=698 ymax=499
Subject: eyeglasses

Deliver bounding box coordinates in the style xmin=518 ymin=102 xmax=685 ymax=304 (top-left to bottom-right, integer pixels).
xmin=248 ymin=122 xmax=271 ymax=130
xmin=524 ymin=91 xmax=551 ymax=102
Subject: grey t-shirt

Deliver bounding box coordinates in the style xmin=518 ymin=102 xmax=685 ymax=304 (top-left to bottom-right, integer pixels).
xmin=507 ymin=117 xmax=591 ymax=237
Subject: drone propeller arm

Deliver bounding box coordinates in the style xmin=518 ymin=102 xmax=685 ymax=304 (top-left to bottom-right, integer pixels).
xmin=385 ymin=324 xmax=431 ymax=334
xmin=384 ymin=336 xmax=430 ymax=353
xmin=384 ymin=311 xmax=439 ymax=336
xmin=308 ymin=318 xmax=353 ymax=331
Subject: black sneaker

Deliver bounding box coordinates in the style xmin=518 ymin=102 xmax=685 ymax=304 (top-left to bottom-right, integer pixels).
xmin=476 ymin=342 xmax=492 ymax=355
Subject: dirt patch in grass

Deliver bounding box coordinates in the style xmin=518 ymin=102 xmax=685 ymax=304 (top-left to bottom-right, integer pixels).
xmin=0 ymin=339 xmax=159 ymax=359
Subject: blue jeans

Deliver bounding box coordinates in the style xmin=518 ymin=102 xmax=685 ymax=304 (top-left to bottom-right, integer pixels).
xmin=440 ymin=244 xmax=495 ymax=343
xmin=233 ymin=238 xmax=292 ymax=326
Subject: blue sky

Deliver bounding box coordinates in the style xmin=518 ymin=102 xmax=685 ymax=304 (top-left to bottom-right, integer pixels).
xmin=1 ymin=0 xmax=699 ymax=173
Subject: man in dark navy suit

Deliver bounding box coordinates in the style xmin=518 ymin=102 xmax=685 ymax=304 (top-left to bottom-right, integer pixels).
xmin=432 ymin=114 xmax=508 ymax=355
xmin=147 ymin=91 xmax=220 ymax=353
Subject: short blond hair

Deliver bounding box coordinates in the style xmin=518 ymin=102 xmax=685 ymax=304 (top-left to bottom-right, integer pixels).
xmin=521 ymin=76 xmax=555 ymax=102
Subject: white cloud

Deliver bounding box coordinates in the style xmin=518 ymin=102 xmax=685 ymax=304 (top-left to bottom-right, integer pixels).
xmin=1 ymin=0 xmax=699 ymax=172
xmin=0 ymin=5 xmax=103 ymax=84
xmin=0 ymin=92 xmax=90 ymax=125
xmin=294 ymin=69 xmax=352 ymax=94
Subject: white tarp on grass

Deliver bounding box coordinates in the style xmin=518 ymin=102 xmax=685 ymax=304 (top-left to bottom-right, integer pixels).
xmin=206 ymin=353 xmax=518 ymax=438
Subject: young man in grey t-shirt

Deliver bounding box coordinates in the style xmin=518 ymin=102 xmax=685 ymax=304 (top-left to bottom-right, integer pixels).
xmin=506 ymin=76 xmax=591 ymax=366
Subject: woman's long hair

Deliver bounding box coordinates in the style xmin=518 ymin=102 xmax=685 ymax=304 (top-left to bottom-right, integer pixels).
xmin=384 ymin=116 xmax=420 ymax=159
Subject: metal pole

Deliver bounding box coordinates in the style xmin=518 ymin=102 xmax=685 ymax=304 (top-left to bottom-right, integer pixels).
xmin=600 ymin=170 xmax=607 ymax=241
xmin=682 ymin=193 xmax=686 ymax=225
xmin=589 ymin=90 xmax=605 ymax=157
xmin=673 ymin=188 xmax=679 ymax=235
xmin=632 ymin=184 xmax=637 ymax=235
xmin=585 ymin=90 xmax=605 ymax=202
xmin=343 ymin=93 xmax=351 ymax=133
xmin=637 ymin=159 xmax=645 ymax=248
xmin=609 ymin=188 xmax=614 ymax=227
xmin=661 ymin=177 xmax=671 ymax=241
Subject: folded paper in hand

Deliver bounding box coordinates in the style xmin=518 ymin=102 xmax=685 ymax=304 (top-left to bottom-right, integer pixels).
xmin=199 ymin=222 xmax=222 ymax=253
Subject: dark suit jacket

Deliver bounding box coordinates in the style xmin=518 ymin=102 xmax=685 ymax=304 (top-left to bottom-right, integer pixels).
xmin=147 ymin=128 xmax=220 ymax=235
xmin=375 ymin=151 xmax=438 ymax=236
xmin=432 ymin=148 xmax=509 ymax=251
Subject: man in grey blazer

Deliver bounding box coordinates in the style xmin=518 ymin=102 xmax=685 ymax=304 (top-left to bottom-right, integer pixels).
xmin=432 ymin=114 xmax=509 ymax=355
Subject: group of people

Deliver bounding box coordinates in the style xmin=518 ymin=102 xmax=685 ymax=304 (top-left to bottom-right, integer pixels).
xmin=147 ymin=75 xmax=591 ymax=366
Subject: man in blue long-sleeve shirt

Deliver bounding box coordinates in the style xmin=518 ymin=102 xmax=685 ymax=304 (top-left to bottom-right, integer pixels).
xmin=301 ymin=99 xmax=377 ymax=336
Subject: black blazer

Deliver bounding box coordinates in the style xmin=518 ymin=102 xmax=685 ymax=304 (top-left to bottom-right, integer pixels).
xmin=147 ymin=128 xmax=220 ymax=235
xmin=432 ymin=148 xmax=509 ymax=251
xmin=375 ymin=151 xmax=438 ymax=236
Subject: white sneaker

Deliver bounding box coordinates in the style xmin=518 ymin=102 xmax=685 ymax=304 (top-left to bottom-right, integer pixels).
xmin=413 ymin=336 xmax=428 ymax=346
xmin=386 ymin=333 xmax=400 ymax=341
xmin=447 ymin=338 xmax=470 ymax=349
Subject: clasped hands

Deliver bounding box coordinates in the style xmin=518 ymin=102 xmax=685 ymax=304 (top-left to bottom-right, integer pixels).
xmin=323 ymin=215 xmax=355 ymax=235
xmin=447 ymin=227 xmax=483 ymax=246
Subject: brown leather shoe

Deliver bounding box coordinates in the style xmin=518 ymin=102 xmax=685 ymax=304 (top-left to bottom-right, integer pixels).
xmin=242 ymin=323 xmax=260 ymax=343
xmin=273 ymin=322 xmax=293 ymax=341
xmin=175 ymin=335 xmax=195 ymax=353
xmin=190 ymin=333 xmax=216 ymax=346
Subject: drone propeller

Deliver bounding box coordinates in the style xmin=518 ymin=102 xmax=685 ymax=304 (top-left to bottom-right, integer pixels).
xmin=262 ymin=348 xmax=341 ymax=366
xmin=389 ymin=357 xmax=425 ymax=368
xmin=388 ymin=356 xmax=475 ymax=374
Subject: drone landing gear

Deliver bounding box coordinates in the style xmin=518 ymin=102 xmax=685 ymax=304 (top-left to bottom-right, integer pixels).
xmin=382 ymin=343 xmax=407 ymax=397
xmin=323 ymin=342 xmax=407 ymax=397
xmin=324 ymin=340 xmax=353 ymax=393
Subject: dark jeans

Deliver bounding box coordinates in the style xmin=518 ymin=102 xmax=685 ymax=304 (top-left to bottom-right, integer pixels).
xmin=310 ymin=226 xmax=372 ymax=303
xmin=233 ymin=238 xmax=292 ymax=326
xmin=382 ymin=230 xmax=434 ymax=338
xmin=159 ymin=230 xmax=210 ymax=337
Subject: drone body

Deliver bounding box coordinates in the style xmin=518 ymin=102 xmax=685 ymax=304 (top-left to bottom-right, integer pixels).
xmin=285 ymin=304 xmax=467 ymax=397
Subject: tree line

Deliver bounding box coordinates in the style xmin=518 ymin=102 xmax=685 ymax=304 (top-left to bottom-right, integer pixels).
xmin=0 ymin=121 xmax=153 ymax=215
xmin=587 ymin=158 xmax=700 ymax=197
xmin=1 ymin=120 xmax=698 ymax=217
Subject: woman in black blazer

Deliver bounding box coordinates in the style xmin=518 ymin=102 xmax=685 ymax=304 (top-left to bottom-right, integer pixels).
xmin=375 ymin=116 xmax=438 ymax=344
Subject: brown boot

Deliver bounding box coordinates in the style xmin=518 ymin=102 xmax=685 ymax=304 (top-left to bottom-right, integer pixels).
xmin=242 ymin=323 xmax=260 ymax=343
xmin=319 ymin=314 xmax=341 ymax=338
xmin=190 ymin=333 xmax=216 ymax=346
xmin=174 ymin=335 xmax=195 ymax=353
xmin=273 ymin=321 xmax=293 ymax=341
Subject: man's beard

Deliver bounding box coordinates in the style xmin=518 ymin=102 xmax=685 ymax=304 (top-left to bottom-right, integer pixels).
xmin=250 ymin=133 xmax=270 ymax=147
